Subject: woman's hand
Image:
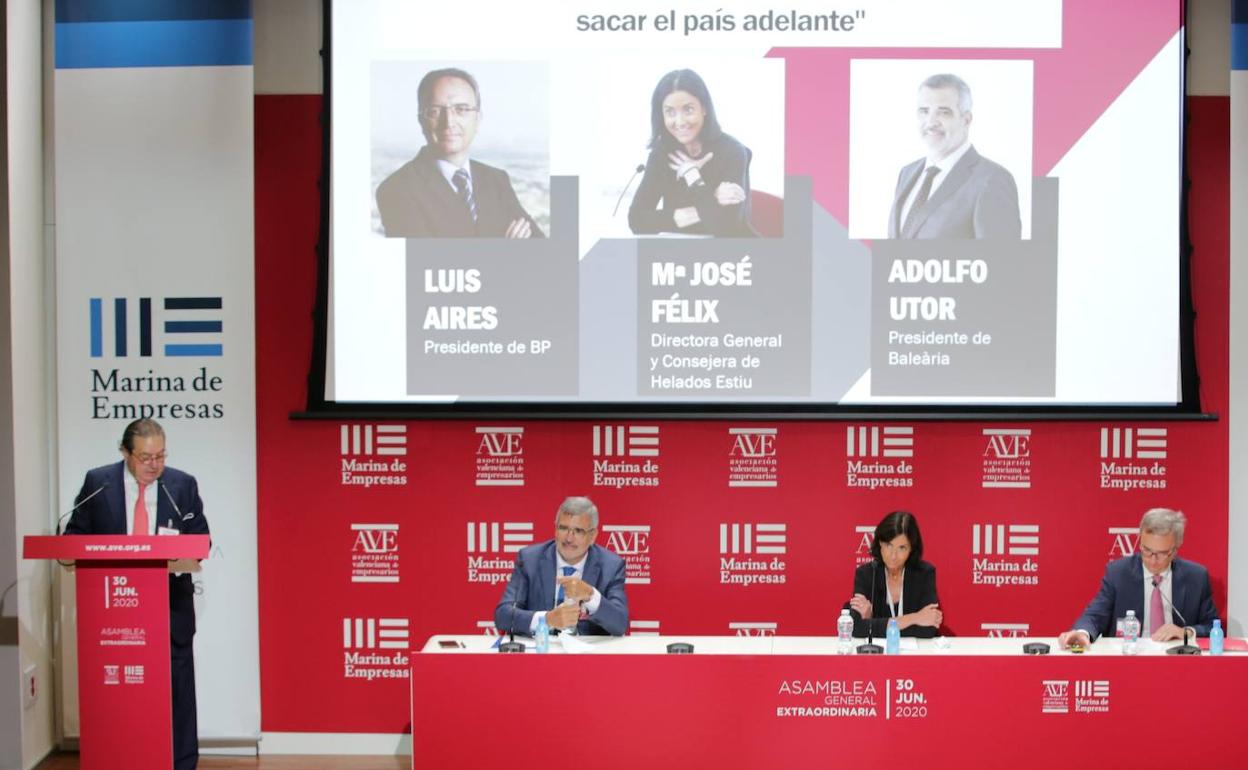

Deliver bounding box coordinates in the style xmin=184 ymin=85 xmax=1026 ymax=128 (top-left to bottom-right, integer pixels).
xmin=668 ymin=151 xmax=714 ymax=187
xmin=714 ymin=182 xmax=746 ymax=206
xmin=912 ymin=603 xmax=943 ymax=628
xmin=849 ymin=593 xmax=873 ymax=619
xmin=673 ymin=206 xmax=700 ymax=229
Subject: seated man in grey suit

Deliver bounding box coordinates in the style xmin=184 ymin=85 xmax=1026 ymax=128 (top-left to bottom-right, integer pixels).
xmin=495 ymin=496 xmax=628 ymax=636
xmin=888 ymin=73 xmax=1021 ymax=239
xmin=376 ymin=67 xmax=544 ymax=238
xmin=1058 ymin=508 xmax=1219 ymax=649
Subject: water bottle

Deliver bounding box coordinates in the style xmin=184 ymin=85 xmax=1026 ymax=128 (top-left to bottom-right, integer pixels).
xmin=885 ymin=617 xmax=900 ymax=655
xmin=535 ymin=615 xmax=550 ymax=654
xmin=1209 ymin=619 xmax=1224 ymax=656
xmin=1121 ymin=610 xmax=1139 ymax=655
xmin=837 ymin=609 xmax=854 ymax=655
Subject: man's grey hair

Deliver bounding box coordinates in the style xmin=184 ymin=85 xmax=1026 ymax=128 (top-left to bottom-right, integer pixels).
xmin=556 ymin=496 xmax=599 ymax=529
xmin=920 ymin=73 xmax=972 ymax=114
xmin=1139 ymin=507 xmax=1186 ymax=546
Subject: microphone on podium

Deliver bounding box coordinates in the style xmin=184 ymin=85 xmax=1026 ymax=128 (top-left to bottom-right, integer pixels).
xmin=857 ymin=560 xmax=884 ymax=655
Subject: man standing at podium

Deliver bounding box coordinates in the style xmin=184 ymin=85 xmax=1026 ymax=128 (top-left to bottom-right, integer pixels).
xmin=495 ymin=496 xmax=628 ymax=636
xmin=66 ymin=418 xmax=209 ymax=770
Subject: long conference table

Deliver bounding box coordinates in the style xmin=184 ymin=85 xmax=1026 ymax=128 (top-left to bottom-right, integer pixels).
xmin=413 ymin=634 xmax=1245 ymax=768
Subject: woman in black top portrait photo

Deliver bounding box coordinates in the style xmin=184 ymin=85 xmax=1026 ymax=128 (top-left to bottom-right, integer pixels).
xmin=628 ymin=68 xmax=757 ymax=237
xmin=844 ymin=510 xmax=943 ymax=638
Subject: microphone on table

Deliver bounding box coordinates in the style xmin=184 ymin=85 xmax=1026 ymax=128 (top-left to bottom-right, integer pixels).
xmin=857 ymin=560 xmax=884 ymax=655
xmin=612 ymin=163 xmax=647 ymax=217
xmin=1156 ymin=586 xmax=1201 ymax=655
xmin=499 ymin=553 xmax=526 ymax=653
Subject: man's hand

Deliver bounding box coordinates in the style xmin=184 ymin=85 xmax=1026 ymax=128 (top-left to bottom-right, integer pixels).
xmin=714 ymin=182 xmax=746 ymax=206
xmin=505 ymin=218 xmax=533 ymax=239
xmin=848 ymin=593 xmax=873 ymax=619
xmin=556 ymin=575 xmax=594 ymax=603
xmin=546 ymin=604 xmax=580 ymax=630
xmin=1150 ymin=623 xmax=1186 ymax=642
xmin=1057 ymin=630 xmax=1090 ymax=650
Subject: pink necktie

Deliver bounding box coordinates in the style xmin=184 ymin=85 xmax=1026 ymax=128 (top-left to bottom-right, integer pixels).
xmin=133 ymin=483 xmax=149 ymax=536
xmin=1149 ymin=574 xmax=1165 ymax=634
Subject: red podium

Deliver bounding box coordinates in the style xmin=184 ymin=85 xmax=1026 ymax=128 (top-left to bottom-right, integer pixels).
xmin=24 ymin=535 xmax=209 ymax=770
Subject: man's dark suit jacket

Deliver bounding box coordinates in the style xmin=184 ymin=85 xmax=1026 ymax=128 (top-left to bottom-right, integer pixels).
xmin=1071 ymin=554 xmax=1218 ymax=640
xmin=888 ymin=145 xmax=1021 ymax=239
xmin=494 ymin=541 xmax=629 ymax=636
xmin=66 ymin=460 xmax=209 ymax=770
xmin=843 ymin=560 xmax=940 ymax=638
xmin=65 ymin=461 xmax=209 ymax=645
xmin=375 ymin=146 xmax=545 ymax=238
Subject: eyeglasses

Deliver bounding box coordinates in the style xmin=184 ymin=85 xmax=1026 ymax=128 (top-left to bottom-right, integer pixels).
xmin=132 ymin=452 xmax=167 ymax=465
xmin=557 ymin=524 xmax=595 ymax=538
xmin=420 ymin=103 xmax=479 ymax=122
xmin=1140 ymin=544 xmax=1176 ymax=561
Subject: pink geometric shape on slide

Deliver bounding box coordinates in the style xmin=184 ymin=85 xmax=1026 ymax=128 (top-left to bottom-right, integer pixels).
xmin=772 ymin=0 xmax=1180 ymax=228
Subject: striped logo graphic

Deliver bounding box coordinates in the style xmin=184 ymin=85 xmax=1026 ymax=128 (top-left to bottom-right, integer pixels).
xmin=1100 ymin=428 xmax=1166 ymax=459
xmin=89 ymin=296 xmax=223 ymax=357
xmin=729 ymin=621 xmax=777 ymax=636
xmin=972 ymin=524 xmax=1039 ymax=556
xmin=340 ymin=425 xmax=407 ymax=456
xmin=720 ymin=523 xmax=786 ymax=555
xmin=846 ymin=426 xmax=913 ymax=457
xmin=342 ymin=618 xmax=409 ymax=650
xmin=629 ymin=620 xmax=661 ymax=636
xmin=466 ymin=522 xmax=534 ymax=553
xmin=593 ymin=425 xmax=659 ymax=457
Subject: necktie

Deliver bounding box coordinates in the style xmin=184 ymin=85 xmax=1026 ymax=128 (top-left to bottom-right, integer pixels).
xmin=1149 ymin=574 xmax=1165 ymax=635
xmin=901 ymin=166 xmax=941 ymax=236
xmin=452 ymin=169 xmax=477 ymax=222
xmin=556 ymin=565 xmax=576 ymax=604
xmin=133 ymin=483 xmax=149 ymax=536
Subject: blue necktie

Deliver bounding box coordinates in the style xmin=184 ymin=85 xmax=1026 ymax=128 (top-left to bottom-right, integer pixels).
xmin=556 ymin=565 xmax=576 ymax=604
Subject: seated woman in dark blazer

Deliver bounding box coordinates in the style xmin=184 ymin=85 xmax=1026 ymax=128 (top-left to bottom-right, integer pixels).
xmin=844 ymin=510 xmax=942 ymax=638
xmin=628 ymin=68 xmax=756 ymax=237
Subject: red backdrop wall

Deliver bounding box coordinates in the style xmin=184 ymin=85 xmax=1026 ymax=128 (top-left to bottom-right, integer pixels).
xmin=254 ymin=95 xmax=1229 ymax=733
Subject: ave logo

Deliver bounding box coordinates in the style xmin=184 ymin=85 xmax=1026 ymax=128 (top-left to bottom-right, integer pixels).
xmin=728 ymin=427 xmax=778 ymax=488
xmin=475 ymin=426 xmax=525 ymax=487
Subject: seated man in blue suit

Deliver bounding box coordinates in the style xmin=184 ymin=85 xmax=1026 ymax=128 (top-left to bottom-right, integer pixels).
xmin=65 ymin=418 xmax=210 ymax=770
xmin=1058 ymin=508 xmax=1218 ymax=649
xmin=887 ymin=73 xmax=1021 ymax=240
xmin=495 ymin=496 xmax=628 ymax=636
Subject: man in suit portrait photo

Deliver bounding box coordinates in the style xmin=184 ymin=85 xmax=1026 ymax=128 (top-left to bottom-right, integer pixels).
xmin=375 ymin=67 xmax=545 ymax=238
xmin=494 ymin=496 xmax=628 ymax=636
xmin=888 ymin=73 xmax=1021 ymax=239
xmin=65 ymin=418 xmax=210 ymax=770
xmin=1057 ymin=508 xmax=1219 ymax=649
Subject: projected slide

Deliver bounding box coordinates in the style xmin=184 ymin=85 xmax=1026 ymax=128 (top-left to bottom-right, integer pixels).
xmin=329 ymin=0 xmax=1183 ymax=407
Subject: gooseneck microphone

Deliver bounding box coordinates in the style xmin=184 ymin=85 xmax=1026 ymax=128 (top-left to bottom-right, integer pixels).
xmin=58 ymin=481 xmax=110 ymax=535
xmin=857 ymin=560 xmax=884 ymax=654
xmin=1155 ymin=584 xmax=1201 ymax=655
xmin=158 ymin=477 xmax=195 ymax=522
xmin=612 ymin=163 xmax=647 ymax=217
xmin=499 ymin=554 xmax=526 ymax=653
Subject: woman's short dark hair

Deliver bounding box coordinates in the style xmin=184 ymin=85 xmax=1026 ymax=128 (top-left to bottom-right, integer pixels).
xmin=869 ymin=510 xmax=924 ymax=566
xmin=648 ymin=68 xmax=723 ymax=150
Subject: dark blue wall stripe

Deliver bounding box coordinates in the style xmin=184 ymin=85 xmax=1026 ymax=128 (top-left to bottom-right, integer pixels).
xmin=113 ymin=298 xmax=127 ymax=357
xmin=1235 ymin=0 xmax=1248 ymax=24
xmin=165 ymin=321 xmax=223 ymax=334
xmin=139 ymin=298 xmax=152 ymax=357
xmin=56 ymin=0 xmax=251 ymax=23
xmin=1234 ymin=22 xmax=1248 ymax=71
xmin=55 ymin=19 xmax=252 ymax=69
xmin=89 ymin=299 xmax=102 ymax=357
xmin=166 ymin=297 xmax=223 ymax=310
